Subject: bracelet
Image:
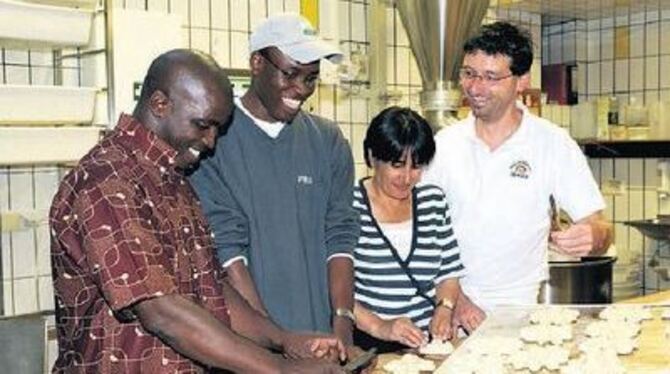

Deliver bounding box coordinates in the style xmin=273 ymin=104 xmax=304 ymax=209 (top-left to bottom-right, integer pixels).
xmin=334 ymin=308 xmax=356 ymax=323
xmin=436 ymin=298 xmax=454 ymax=311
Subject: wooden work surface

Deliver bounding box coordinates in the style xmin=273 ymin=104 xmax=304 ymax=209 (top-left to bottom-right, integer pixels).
xmin=371 ymin=291 xmax=670 ymax=373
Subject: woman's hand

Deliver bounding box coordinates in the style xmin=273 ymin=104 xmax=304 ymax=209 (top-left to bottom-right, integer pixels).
xmin=451 ymin=294 xmax=486 ymax=334
xmin=374 ymin=317 xmax=426 ymax=348
xmin=429 ymin=306 xmax=453 ymax=341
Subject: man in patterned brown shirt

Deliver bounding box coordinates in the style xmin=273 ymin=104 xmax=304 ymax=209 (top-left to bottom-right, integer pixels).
xmin=50 ymin=49 xmax=345 ymax=373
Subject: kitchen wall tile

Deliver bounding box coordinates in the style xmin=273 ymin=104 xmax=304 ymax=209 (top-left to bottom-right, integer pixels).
xmin=230 ymin=31 xmax=249 ymax=69
xmin=587 ymin=30 xmax=601 ymax=62
xmin=630 ymin=24 xmax=645 ymax=58
xmin=586 ymin=62 xmax=601 ymax=95
xmin=147 ymin=0 xmax=168 ymax=13
xmin=631 ymin=12 xmax=647 ymax=26
xmin=4 ymin=66 xmax=30 ymax=85
xmin=211 ymin=0 xmax=229 ymax=29
xmin=645 ymin=56 xmax=659 ymax=91
xmin=549 ymin=32 xmax=562 ymax=64
xmin=614 ymin=59 xmax=629 ymax=92
xmin=601 ymin=60 xmax=613 ymax=94
xmin=249 ymin=0 xmax=267 ymax=29
xmin=211 ymin=30 xmax=230 ymax=66
xmin=351 ymin=125 xmax=367 ymax=165
xmin=661 ymin=55 xmax=670 ymax=89
xmin=2 ymin=281 xmax=12 ymax=315
xmin=601 ymin=27 xmax=614 ymax=60
xmin=338 ymin=123 xmax=351 ymax=144
xmin=190 ymin=0 xmax=210 ymax=28
xmin=229 ymin=0 xmax=249 ymax=31
xmin=190 ymin=28 xmax=211 ymax=55
xmin=351 ymin=2 xmax=367 ymax=43
xmin=395 ymin=47 xmax=410 ymax=85
xmin=169 ymin=0 xmax=190 ymax=26
xmin=645 ymin=21 xmax=659 ymax=56
xmin=336 ymin=88 xmax=351 ymax=122
xmin=13 ymin=278 xmax=37 ymax=315
xmin=629 ymin=57 xmax=645 ymax=92
xmin=39 ymin=276 xmax=53 ymax=311
xmin=338 ymin=2 xmax=350 ymax=40
xmin=661 ymin=21 xmax=670 ymax=54
xmin=541 ymin=35 xmax=549 ymax=65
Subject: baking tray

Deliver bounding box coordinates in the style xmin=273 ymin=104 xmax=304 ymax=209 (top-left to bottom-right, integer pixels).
xmin=434 ymin=304 xmax=670 ymax=373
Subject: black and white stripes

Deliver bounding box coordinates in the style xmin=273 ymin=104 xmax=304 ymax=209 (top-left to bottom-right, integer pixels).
xmin=353 ymin=180 xmax=465 ymax=331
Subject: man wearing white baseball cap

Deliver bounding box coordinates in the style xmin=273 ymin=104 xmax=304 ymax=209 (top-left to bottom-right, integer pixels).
xmin=190 ymin=12 xmax=359 ymax=358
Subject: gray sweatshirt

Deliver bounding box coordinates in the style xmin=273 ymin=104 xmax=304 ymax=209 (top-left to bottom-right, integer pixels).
xmin=189 ymin=107 xmax=359 ymax=333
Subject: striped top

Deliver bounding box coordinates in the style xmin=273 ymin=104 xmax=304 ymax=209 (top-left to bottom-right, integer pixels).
xmin=353 ymin=179 xmax=465 ymax=331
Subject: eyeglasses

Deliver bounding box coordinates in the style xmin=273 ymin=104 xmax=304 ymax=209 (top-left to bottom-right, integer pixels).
xmin=459 ymin=68 xmax=514 ymax=85
xmin=259 ymin=49 xmax=319 ymax=87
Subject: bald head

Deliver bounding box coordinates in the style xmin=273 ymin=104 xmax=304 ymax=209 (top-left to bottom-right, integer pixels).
xmin=135 ymin=49 xmax=231 ymax=114
xmin=133 ymin=49 xmax=234 ymax=170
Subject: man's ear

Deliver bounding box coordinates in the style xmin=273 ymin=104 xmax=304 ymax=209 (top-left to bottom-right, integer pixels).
xmin=249 ymin=51 xmax=264 ymax=76
xmin=516 ymin=73 xmax=531 ymax=94
xmin=148 ymin=89 xmax=171 ymax=118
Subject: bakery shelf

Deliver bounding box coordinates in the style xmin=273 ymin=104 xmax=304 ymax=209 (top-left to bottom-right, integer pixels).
xmin=0 ymin=85 xmax=96 ymax=125
xmin=21 ymin=0 xmax=97 ymax=8
xmin=0 ymin=126 xmax=102 ymax=165
xmin=0 ymin=0 xmax=93 ymax=48
xmin=579 ymin=140 xmax=670 ymax=158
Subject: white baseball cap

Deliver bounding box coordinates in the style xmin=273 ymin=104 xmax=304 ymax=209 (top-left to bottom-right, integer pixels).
xmin=249 ymin=13 xmax=343 ymax=64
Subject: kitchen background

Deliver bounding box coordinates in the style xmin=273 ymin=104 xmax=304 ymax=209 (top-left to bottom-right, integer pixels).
xmin=0 ymin=0 xmax=669 ymax=349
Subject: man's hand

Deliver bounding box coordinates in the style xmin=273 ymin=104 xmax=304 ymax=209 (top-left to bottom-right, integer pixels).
xmin=451 ymin=294 xmax=486 ymax=334
xmin=550 ymin=222 xmax=594 ymax=257
xmin=429 ymin=307 xmax=453 ymax=341
xmin=279 ymin=358 xmax=345 ymax=374
xmin=373 ymin=317 xmax=426 ymax=348
xmin=281 ymin=332 xmax=345 ymax=363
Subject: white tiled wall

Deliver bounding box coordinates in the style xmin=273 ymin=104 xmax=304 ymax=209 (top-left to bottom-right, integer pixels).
xmin=543 ymin=7 xmax=670 ymax=294
xmin=3 ymin=0 xmax=670 ymax=317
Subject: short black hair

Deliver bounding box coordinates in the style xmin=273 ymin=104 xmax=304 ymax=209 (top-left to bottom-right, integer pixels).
xmin=463 ymin=21 xmax=533 ymax=76
xmin=363 ymin=106 xmax=435 ymax=168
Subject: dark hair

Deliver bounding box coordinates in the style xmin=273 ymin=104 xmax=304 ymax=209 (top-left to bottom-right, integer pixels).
xmin=363 ymin=106 xmax=435 ymax=168
xmin=463 ymin=21 xmax=533 ymax=76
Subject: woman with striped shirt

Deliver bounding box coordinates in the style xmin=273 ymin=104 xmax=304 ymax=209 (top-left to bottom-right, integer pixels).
xmin=352 ymin=107 xmax=481 ymax=353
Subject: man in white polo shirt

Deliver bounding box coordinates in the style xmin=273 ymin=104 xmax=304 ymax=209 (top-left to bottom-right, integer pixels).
xmin=424 ymin=22 xmax=612 ymax=331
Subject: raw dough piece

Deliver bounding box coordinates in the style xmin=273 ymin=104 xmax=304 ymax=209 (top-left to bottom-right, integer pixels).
xmin=662 ymin=308 xmax=670 ymax=320
xmin=529 ymin=307 xmax=579 ymax=325
xmin=520 ymin=324 xmax=572 ymax=345
xmin=585 ymin=320 xmax=640 ymax=339
xmin=464 ymin=336 xmax=523 ymax=356
xmin=561 ymin=349 xmax=625 ymax=374
xmin=508 ymin=344 xmax=569 ymax=371
xmin=579 ymin=336 xmax=638 ymax=355
xmin=599 ymin=305 xmax=652 ymax=322
xmin=383 ymin=353 xmax=435 ymax=374
xmin=435 ymin=351 xmax=505 ymax=374
xmin=419 ymin=340 xmax=454 ymax=355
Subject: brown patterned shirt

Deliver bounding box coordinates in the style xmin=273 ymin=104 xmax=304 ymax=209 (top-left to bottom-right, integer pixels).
xmin=50 ymin=114 xmax=230 ymax=373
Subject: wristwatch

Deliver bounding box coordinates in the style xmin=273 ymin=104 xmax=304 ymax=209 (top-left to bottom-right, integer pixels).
xmin=334 ymin=307 xmax=356 ymax=323
xmin=436 ymin=298 xmax=454 ymax=311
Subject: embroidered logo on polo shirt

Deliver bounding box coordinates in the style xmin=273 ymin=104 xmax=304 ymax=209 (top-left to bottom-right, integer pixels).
xmin=510 ymin=160 xmax=531 ymax=179
xmin=297 ymin=175 xmax=313 ymax=185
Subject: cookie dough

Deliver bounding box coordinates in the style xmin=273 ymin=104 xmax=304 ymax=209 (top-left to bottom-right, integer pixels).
xmin=419 ymin=340 xmax=454 ymax=355
xmin=520 ymin=324 xmax=572 ymax=345
xmin=529 ymin=307 xmax=580 ymax=325
xmin=383 ymin=353 xmax=435 ymax=374
xmin=508 ymin=344 xmax=569 ymax=371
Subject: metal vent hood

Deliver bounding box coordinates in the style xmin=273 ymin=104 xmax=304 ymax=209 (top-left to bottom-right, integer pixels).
xmin=396 ymin=0 xmax=488 ymax=130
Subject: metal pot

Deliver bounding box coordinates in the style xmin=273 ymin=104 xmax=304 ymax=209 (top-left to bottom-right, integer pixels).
xmin=538 ymin=256 xmax=616 ymax=304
